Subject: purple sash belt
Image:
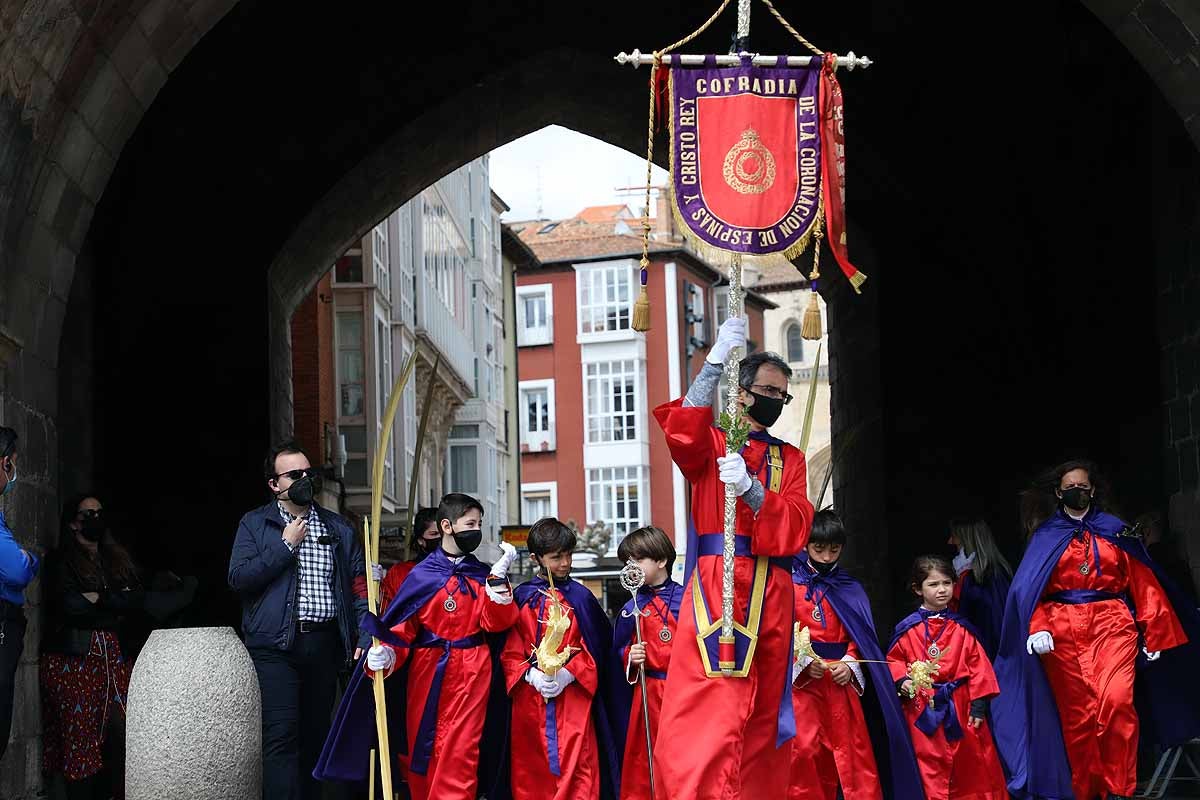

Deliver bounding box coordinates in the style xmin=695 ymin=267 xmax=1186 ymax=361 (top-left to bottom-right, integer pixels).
xmin=695 ymin=533 xmax=791 ymax=570
xmin=915 ymin=678 xmax=967 ymax=742
xmin=1044 ymin=589 xmax=1124 ymax=605
xmin=811 ymin=641 xmax=849 ymax=660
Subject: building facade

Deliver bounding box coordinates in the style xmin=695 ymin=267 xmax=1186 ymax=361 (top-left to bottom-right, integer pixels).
xmin=512 ymin=204 xmax=774 ymax=583
xmin=291 ymin=157 xmax=515 ymax=560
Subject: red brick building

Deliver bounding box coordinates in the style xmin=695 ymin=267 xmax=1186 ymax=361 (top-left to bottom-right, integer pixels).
xmin=512 ymin=204 xmax=774 ymax=577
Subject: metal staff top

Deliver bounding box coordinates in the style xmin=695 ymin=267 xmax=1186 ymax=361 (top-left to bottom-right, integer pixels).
xmin=620 ymin=559 xmax=648 ymax=595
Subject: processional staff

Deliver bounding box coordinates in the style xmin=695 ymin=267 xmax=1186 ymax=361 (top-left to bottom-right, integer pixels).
xmin=616 ymin=0 xmax=871 ymax=676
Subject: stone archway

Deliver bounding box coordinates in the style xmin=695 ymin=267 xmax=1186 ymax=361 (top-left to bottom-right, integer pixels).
xmin=1 ymin=1 xmax=1199 ymax=794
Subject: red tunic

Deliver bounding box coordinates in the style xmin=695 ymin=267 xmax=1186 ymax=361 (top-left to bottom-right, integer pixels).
xmin=615 ymin=585 xmax=680 ymax=800
xmin=789 ymin=583 xmax=881 ymax=800
xmin=501 ymin=586 xmax=600 ymax=800
xmin=1029 ymin=530 xmax=1187 ymax=800
xmin=653 ymin=399 xmax=814 ymax=800
xmin=379 ymin=560 xmax=416 ymax=612
xmin=370 ymin=576 xmax=517 ymax=800
xmin=888 ymin=615 xmax=1007 ymax=800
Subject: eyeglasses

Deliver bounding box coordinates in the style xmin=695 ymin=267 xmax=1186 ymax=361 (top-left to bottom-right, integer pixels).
xmin=78 ymin=508 xmax=103 ymax=520
xmin=743 ymin=384 xmax=794 ymax=404
xmin=273 ymin=468 xmax=317 ymax=482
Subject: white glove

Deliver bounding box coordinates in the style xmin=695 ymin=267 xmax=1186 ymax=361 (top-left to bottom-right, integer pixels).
xmin=791 ymin=654 xmax=814 ymax=684
xmin=1026 ymin=631 xmax=1055 ymax=655
xmin=366 ymin=644 xmax=396 ymax=672
xmin=525 ymin=666 xmax=549 ymax=689
xmin=370 ymin=562 xmax=386 ymax=582
xmin=539 ymin=667 xmax=574 ymax=699
xmin=952 ymin=549 xmax=975 ymax=577
xmin=717 ymin=453 xmax=754 ymax=496
xmin=490 ymin=542 xmax=518 ymax=577
xmin=1143 ymin=647 xmax=1161 ymax=662
xmin=706 ymin=316 xmax=747 ymax=365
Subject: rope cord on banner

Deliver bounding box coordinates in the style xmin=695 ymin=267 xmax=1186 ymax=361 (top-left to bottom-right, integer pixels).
xmin=633 ymin=0 xmax=735 ymax=332
xmin=759 ymin=0 xmax=824 ymax=57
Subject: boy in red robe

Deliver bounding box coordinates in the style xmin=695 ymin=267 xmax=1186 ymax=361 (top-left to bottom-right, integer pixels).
xmin=653 ymin=315 xmax=814 ymax=800
xmin=314 ymin=492 xmax=519 ymax=800
xmin=789 ymin=511 xmax=882 ymax=800
xmin=889 ymin=555 xmax=1007 ymax=800
xmin=501 ymin=517 xmax=623 ymax=800
xmin=613 ymin=526 xmax=682 ymax=800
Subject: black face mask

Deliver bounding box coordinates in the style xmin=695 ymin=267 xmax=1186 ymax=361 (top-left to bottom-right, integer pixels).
xmin=451 ymin=529 xmax=483 ymax=555
xmin=743 ymin=389 xmax=784 ymax=428
xmin=809 ymin=558 xmax=837 ymax=576
xmin=1060 ymin=487 xmax=1092 ymax=512
xmin=80 ymin=516 xmax=106 ymax=542
xmin=280 ymin=474 xmax=321 ymax=507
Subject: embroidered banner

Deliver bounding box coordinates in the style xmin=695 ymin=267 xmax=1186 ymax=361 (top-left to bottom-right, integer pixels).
xmin=671 ymin=56 xmax=821 ymax=258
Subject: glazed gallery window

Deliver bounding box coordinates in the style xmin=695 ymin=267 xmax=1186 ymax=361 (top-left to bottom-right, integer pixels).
xmin=584 ymin=360 xmax=639 ymax=443
xmin=578 ymin=263 xmax=632 ymax=334
xmin=587 ymin=466 xmax=645 ymax=553
xmin=517 ymin=284 xmax=553 ymax=346
xmin=519 ymin=380 xmax=555 ymax=451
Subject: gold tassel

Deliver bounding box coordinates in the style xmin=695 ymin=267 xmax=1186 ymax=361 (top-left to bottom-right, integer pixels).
xmin=801 ymin=289 xmax=822 ymax=340
xmin=847 ymin=270 xmax=868 ymax=293
xmin=632 ymin=283 xmax=651 ymax=332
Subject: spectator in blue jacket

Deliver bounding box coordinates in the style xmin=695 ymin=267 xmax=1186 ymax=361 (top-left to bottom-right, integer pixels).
xmin=0 ymin=425 xmax=39 ymax=763
xmin=228 ymin=440 xmax=370 ymax=800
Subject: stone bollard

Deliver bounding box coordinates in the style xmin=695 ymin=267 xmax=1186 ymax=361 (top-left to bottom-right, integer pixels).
xmin=126 ymin=626 xmax=261 ymax=799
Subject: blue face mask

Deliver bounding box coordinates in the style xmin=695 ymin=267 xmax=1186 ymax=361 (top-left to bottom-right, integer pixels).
xmin=0 ymin=460 xmax=15 ymax=497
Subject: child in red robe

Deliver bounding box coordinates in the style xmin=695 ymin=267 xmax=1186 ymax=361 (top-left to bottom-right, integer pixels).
xmin=789 ymin=511 xmax=883 ymax=800
xmin=501 ymin=517 xmax=622 ymax=800
xmin=328 ymin=493 xmax=519 ymax=800
xmin=613 ymin=526 xmax=681 ymax=800
xmin=889 ymin=555 xmax=1007 ymax=800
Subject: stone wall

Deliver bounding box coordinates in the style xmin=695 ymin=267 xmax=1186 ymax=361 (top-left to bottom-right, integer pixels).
xmin=1154 ymin=97 xmax=1200 ymax=594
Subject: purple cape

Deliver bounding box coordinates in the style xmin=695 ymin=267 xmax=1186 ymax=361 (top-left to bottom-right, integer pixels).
xmin=992 ymin=507 xmax=1200 ymax=800
xmin=793 ymin=560 xmax=925 ymax=800
xmin=957 ymin=567 xmax=1011 ymax=661
xmin=510 ymin=575 xmax=625 ymax=800
xmin=312 ymin=548 xmax=509 ymax=794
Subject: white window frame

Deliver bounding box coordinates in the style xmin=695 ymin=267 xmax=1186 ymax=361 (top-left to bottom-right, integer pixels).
xmin=586 ymin=466 xmax=647 ymax=555
xmin=575 ymin=259 xmax=636 ymax=342
xmin=517 ymin=283 xmax=553 ymax=346
xmin=583 ymin=359 xmax=640 ymax=444
xmin=713 ymin=286 xmax=730 ymax=327
xmin=521 ymin=481 xmax=559 ymax=524
xmin=518 ymin=378 xmax=556 ymax=452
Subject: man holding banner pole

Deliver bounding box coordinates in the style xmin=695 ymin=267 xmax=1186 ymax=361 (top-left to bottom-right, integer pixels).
xmin=652 ymin=316 xmax=814 ymax=799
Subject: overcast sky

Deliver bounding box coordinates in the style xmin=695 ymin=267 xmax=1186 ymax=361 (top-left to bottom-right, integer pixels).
xmin=489 ymin=125 xmax=669 ymax=222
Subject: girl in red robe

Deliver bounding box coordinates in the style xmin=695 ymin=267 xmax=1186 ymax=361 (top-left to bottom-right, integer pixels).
xmin=889 ymin=555 xmax=1007 ymax=800
xmin=612 ymin=526 xmax=681 ymax=800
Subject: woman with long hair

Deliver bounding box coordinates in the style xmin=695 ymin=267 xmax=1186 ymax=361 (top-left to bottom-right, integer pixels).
xmin=947 ymin=518 xmax=1012 ymax=660
xmin=40 ymin=494 xmax=144 ymax=800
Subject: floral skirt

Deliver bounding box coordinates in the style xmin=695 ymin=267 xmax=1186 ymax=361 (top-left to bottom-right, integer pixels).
xmin=40 ymin=631 xmax=132 ymax=781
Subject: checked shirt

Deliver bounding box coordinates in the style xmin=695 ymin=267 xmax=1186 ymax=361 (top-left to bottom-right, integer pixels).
xmin=278 ymin=503 xmax=336 ymax=622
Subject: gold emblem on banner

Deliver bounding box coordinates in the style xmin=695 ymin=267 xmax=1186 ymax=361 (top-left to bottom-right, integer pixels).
xmin=723 ymin=128 xmax=776 ymax=195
